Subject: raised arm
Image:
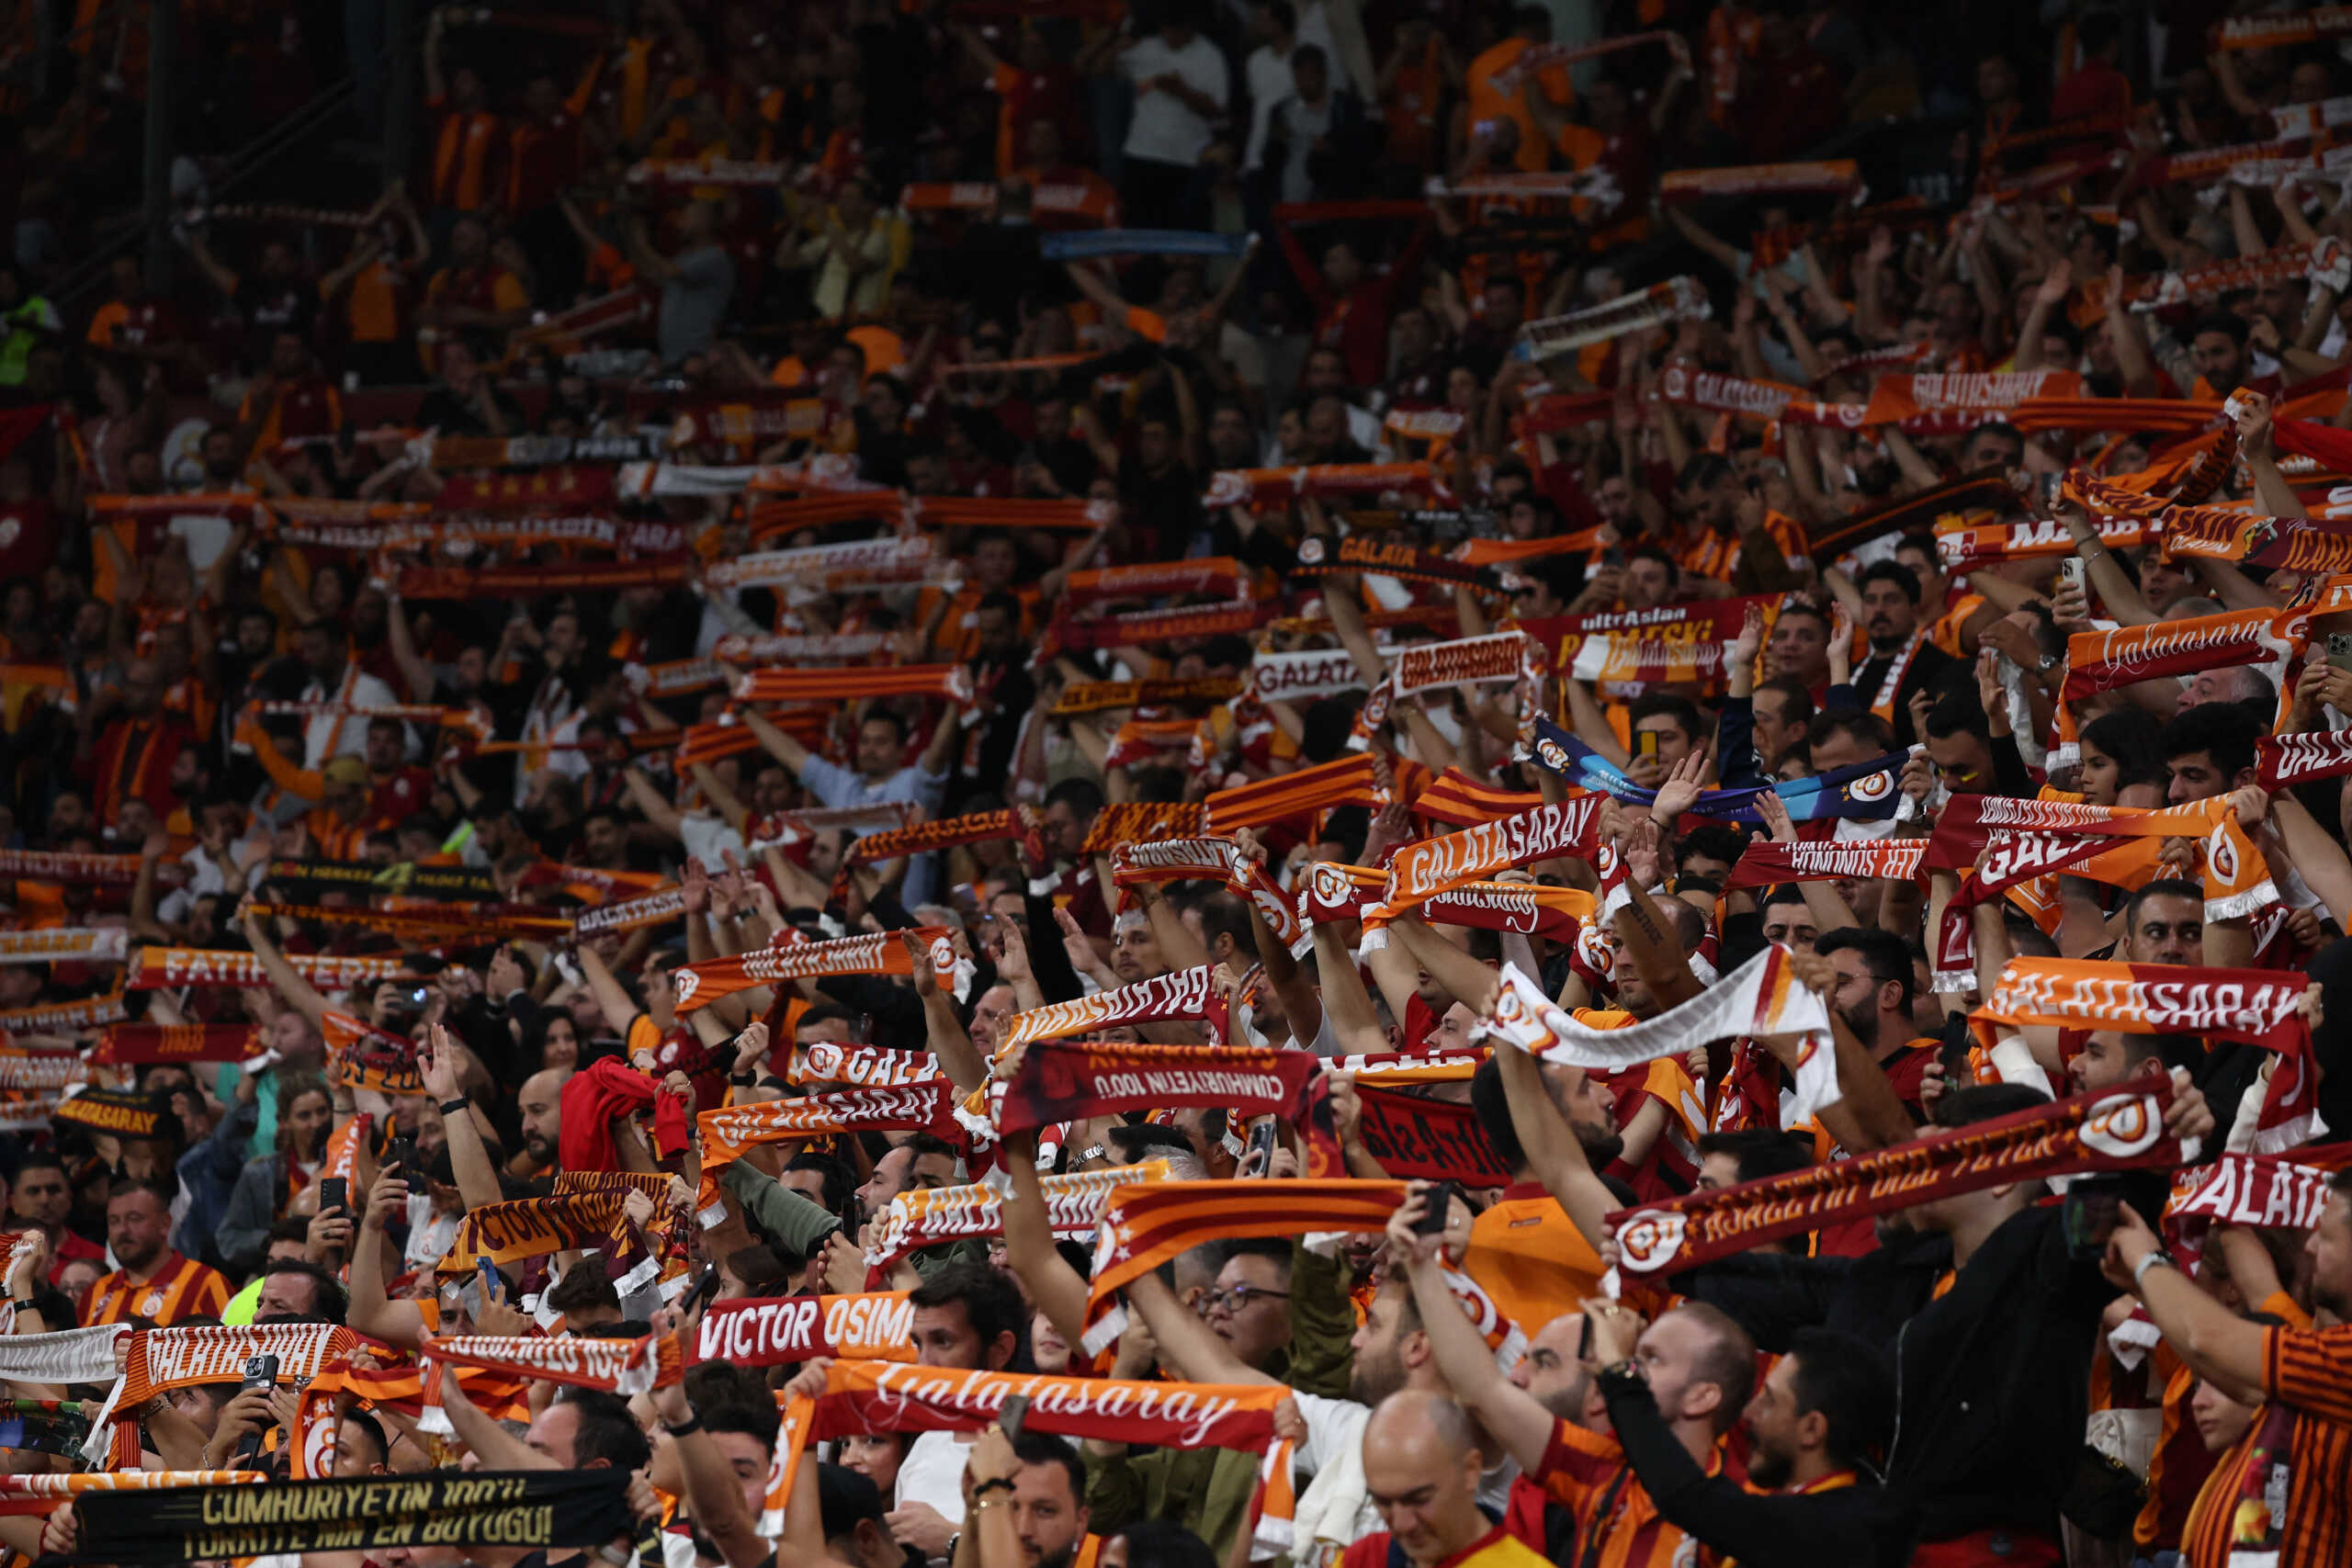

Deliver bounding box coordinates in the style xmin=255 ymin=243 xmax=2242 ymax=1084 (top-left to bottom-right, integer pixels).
xmin=2104 ymin=265 xmax=2165 ymax=399
xmin=2011 ymin=261 xmax=2071 ymax=373
xmin=382 ymin=589 xmax=437 ymax=703
xmin=2232 ymin=389 xmax=2310 ymax=523
xmin=240 ymin=908 xmax=331 ymax=1031
xmin=574 ymin=942 xmax=645 ymax=1036
xmin=349 ymin=1165 xmax=428 ymax=1348
xmin=903 ymin=931 xmax=989 ymax=1090
xmin=1387 ymin=913 xmax=1499 ymax=1016
xmin=999 ymin=1127 xmax=1093 ymax=1350
xmin=1123 ymin=1267 xmax=1279 ymax=1384
xmin=1236 ymin=830 xmax=1321 ymax=1045
xmin=740 ymin=703 xmax=815 ymax=774
xmin=420 ymin=1023 xmax=505 ymax=1213
xmin=1389 ymin=1191 xmax=1557 ymax=1468
xmin=1311 ymin=906 xmax=1393 ymax=1054
xmin=1665 ymin=206 xmax=1745 ymax=276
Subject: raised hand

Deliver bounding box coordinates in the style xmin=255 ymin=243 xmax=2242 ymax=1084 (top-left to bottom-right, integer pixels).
xmin=993 ymin=916 xmax=1035 ymax=984
xmin=2031 ymin=259 xmax=2073 ymax=308
xmin=1053 ymin=905 xmax=1097 ymax=976
xmin=1649 ymin=751 xmax=1710 ymax=822
xmin=732 ymin=1020 xmax=771 ymax=1077
xmin=420 ymin=1023 xmax=463 ymax=1103
xmin=1731 ymin=603 xmax=1765 ymax=671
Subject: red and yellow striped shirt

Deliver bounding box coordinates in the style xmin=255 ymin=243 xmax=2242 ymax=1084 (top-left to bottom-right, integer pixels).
xmin=1535 ymin=1417 xmax=1726 ymax=1568
xmin=2179 ymin=1325 xmax=2352 ymax=1567
xmin=81 ymin=1251 xmax=231 ymax=1326
xmin=1676 ymin=510 xmax=1810 ymax=585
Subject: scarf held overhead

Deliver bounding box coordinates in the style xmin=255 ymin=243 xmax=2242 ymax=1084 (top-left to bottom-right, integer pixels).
xmin=1483 ymin=953 xmax=1842 ymax=1122
xmin=992 ymin=1043 xmax=1323 ymax=1139
xmin=1973 ymin=957 xmax=2322 ymax=1151
xmin=862 ymin=1163 xmax=1172 ymax=1284
xmin=1000 ymin=966 xmax=1229 ymax=1049
xmin=673 ymin=929 xmax=949 ymax=1012
xmin=1080 ymin=1179 xmax=1407 ymax=1353
xmin=1608 ymin=1072 xmax=2195 ymax=1276
xmin=691 ymin=1292 xmax=917 ymax=1366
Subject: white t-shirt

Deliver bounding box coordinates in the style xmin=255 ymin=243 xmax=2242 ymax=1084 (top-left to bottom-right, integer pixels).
xmin=300 ymin=667 xmax=398 ymax=767
xmin=1270 ymin=94 xmax=1335 ymax=203
xmin=897 ymin=1428 xmax=974 ymax=1561
xmin=1243 ymin=45 xmax=1295 ymax=170
xmin=1123 ymin=34 xmax=1230 ymax=167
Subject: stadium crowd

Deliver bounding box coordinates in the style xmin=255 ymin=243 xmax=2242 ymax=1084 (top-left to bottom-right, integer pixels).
xmin=2 ymin=0 xmax=2352 ymax=1566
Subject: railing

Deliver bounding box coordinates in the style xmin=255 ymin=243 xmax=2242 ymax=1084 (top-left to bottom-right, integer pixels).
xmin=52 ymin=72 xmax=360 ymax=310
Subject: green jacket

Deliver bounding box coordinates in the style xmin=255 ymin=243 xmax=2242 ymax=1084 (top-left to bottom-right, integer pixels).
xmin=1083 ymin=1240 xmax=1355 ymax=1557
xmin=721 ymin=1161 xmax=980 ymax=1280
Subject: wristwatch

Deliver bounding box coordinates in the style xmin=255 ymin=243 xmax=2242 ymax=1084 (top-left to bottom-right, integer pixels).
xmin=2132 ymin=1249 xmax=2178 ymax=1288
xmin=2036 ymin=651 xmax=2061 ymax=672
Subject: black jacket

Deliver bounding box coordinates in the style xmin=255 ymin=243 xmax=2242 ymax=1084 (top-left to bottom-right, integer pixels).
xmin=1678 ymin=1225 xmax=1953 ymax=1352
xmin=1883 ymin=1204 xmax=2117 ymax=1543
xmin=1597 ymin=1367 xmax=1917 ymax=1568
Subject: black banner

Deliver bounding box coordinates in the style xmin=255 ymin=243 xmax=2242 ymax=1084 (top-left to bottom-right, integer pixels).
xmin=1353 ymin=1085 xmax=1512 ymax=1185
xmin=51 ymin=1089 xmax=173 ymax=1142
xmin=260 ymin=861 xmax=501 ymax=902
xmin=67 ymin=1470 xmax=632 ymax=1564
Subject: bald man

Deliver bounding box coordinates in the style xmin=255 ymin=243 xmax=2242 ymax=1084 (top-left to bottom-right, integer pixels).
xmin=1346 ymin=1393 xmax=1550 ymax=1568
xmin=517 ymin=1067 xmax=570 ymax=1168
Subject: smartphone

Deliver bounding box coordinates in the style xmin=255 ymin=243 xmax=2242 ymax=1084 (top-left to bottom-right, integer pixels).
xmin=681 ymin=1268 xmax=722 ymax=1316
xmin=236 ymin=1355 xmax=280 ymax=1461
xmin=2062 ymin=1176 xmax=2129 ymax=1260
xmin=2058 ymin=558 xmax=2086 ymax=594
xmin=1245 ymin=1119 xmax=1277 ymax=1176
xmin=1577 ymin=1313 xmax=1594 ymax=1362
xmin=1636 ymin=729 xmax=1661 ymax=760
xmin=319 ymin=1178 xmax=348 ymax=1216
xmin=476 ymin=1256 xmax=501 ymax=1302
xmin=386 ymin=1135 xmax=417 ymax=1179
xmin=2328 ymin=633 xmax=2352 ymax=673
xmin=1415 ymin=1180 xmax=1459 ymax=1238
xmin=999 ymin=1394 xmax=1031 ymax=1444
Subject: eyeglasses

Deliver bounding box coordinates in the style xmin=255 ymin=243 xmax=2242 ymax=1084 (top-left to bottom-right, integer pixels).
xmin=1203 ymin=1285 xmax=1290 ymax=1314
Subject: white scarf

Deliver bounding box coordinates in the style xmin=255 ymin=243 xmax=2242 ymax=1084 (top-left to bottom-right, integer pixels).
xmin=1480 ymin=951 xmax=1843 ymax=1122
xmin=0 ymin=1323 xmax=132 ymax=1385
xmin=1287 ymin=1400 xmax=1375 ymax=1568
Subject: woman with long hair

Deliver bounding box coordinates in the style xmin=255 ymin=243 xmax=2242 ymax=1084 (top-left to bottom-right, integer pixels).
xmin=2075 ymin=708 xmax=2167 ymax=809
xmin=213 ymin=1075 xmax=335 ymax=1280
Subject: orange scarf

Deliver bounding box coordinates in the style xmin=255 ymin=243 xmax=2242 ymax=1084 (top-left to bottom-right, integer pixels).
xmin=673 ymin=929 xmax=946 ymax=1014
xmin=1080 ymin=1179 xmax=1405 ymax=1353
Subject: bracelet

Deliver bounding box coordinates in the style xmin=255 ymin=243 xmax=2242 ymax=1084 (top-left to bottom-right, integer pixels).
xmin=664 ymin=1415 xmax=703 ymax=1438
xmin=2132 ymin=1250 xmax=2177 ymax=1289
xmin=440 ymin=1097 xmax=470 ymax=1117
xmin=729 ymin=1071 xmax=758 ymax=1086
xmin=972 ymin=1477 xmax=1013 ymax=1499
xmin=972 ymin=1497 xmax=1010 ymax=1513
